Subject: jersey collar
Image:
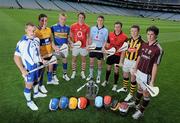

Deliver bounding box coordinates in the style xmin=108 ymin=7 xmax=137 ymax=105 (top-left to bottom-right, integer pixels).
xmin=148 ymin=40 xmax=158 ymax=46
xmin=37 ymin=25 xmax=46 ymax=30
xmin=114 ymin=31 xmax=122 ymax=36
xmin=96 ymin=25 xmax=104 ymax=30
xmin=131 ymin=35 xmax=141 ymax=41
xmin=58 ymin=23 xmax=66 ymax=27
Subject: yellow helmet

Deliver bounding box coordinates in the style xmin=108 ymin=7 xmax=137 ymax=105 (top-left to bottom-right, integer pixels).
xmin=69 ymin=97 xmax=78 ymax=110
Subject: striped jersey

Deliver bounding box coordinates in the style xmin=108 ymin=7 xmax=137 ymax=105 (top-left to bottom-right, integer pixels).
xmin=125 ymin=36 xmax=144 ymax=61
xmin=35 ymin=27 xmax=52 ymax=57
xmin=51 ymin=23 xmax=70 ymax=46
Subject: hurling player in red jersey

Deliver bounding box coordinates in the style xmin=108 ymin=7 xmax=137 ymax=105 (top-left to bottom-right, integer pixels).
xmin=101 ymin=21 xmax=128 ymax=91
xmin=131 ymin=26 xmax=164 ymax=119
xmin=70 ymin=12 xmax=90 ymax=79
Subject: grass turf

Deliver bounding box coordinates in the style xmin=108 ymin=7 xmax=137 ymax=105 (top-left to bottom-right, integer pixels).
xmin=0 ymin=8 xmax=180 ymax=123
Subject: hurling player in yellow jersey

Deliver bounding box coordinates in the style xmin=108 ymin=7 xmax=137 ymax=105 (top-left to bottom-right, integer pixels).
xmin=117 ymin=25 xmax=144 ymax=102
xmin=35 ymin=14 xmax=58 ymax=93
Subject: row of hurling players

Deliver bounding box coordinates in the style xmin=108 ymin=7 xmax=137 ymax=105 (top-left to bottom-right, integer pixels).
xmin=14 ymin=12 xmax=163 ymax=119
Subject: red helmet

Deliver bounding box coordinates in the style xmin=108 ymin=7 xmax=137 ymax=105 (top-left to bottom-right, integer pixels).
xmin=78 ymin=97 xmax=88 ymax=109
xmin=104 ymin=95 xmax=112 ymax=107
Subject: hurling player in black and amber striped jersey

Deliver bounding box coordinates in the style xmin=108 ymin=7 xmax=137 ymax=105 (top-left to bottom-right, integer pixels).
xmin=117 ymin=25 xmax=144 ymax=102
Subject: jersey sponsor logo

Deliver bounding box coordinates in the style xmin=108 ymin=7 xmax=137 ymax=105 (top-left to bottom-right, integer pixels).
xmin=142 ymin=54 xmax=150 ymax=59
xmin=128 ymin=48 xmax=136 ymax=52
xmin=77 ymin=31 xmax=83 ymax=38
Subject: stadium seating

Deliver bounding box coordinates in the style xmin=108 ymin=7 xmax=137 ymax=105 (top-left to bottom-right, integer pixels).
xmin=17 ymin=0 xmax=42 ymax=9
xmin=53 ymin=0 xmax=76 ymax=12
xmin=0 ymin=0 xmax=180 ymax=21
xmin=36 ymin=0 xmax=60 ymax=10
xmin=0 ymin=0 xmax=19 ymax=8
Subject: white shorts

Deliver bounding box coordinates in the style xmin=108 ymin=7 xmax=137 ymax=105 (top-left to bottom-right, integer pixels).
xmin=61 ymin=50 xmax=68 ymax=58
xmin=123 ymin=58 xmax=136 ymax=73
xmin=136 ymin=70 xmax=151 ymax=91
xmin=72 ymin=48 xmax=88 ymax=57
xmin=57 ymin=45 xmax=68 ymax=58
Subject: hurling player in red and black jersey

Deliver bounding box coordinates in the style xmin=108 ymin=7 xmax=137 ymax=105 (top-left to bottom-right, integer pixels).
xmin=131 ymin=26 xmax=164 ymax=119
xmin=101 ymin=21 xmax=128 ymax=91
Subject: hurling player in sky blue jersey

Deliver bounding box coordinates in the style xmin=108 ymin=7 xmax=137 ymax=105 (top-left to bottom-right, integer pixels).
xmin=86 ymin=15 xmax=108 ymax=83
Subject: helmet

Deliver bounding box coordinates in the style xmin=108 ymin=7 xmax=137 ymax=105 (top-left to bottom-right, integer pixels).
xmin=110 ymin=99 xmax=120 ymax=111
xmin=95 ymin=96 xmax=103 ymax=108
xmin=78 ymin=97 xmax=88 ymax=109
xmin=104 ymin=95 xmax=112 ymax=108
xmin=49 ymin=98 xmax=59 ymax=111
xmin=119 ymin=102 xmax=129 ymax=115
xmin=59 ymin=96 xmax=69 ymax=109
xmin=69 ymin=97 xmax=78 ymax=110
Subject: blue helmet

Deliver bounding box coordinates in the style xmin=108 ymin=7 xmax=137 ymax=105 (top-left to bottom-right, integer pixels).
xmin=95 ymin=96 xmax=103 ymax=108
xmin=49 ymin=98 xmax=59 ymax=111
xmin=59 ymin=96 xmax=69 ymax=109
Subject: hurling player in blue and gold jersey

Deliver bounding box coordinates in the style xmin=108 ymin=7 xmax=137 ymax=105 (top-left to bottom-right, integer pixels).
xmin=51 ymin=13 xmax=70 ymax=81
xmin=35 ymin=14 xmax=59 ymax=92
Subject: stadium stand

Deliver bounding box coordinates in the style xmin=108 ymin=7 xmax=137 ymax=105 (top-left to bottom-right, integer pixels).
xmin=17 ymin=0 xmax=42 ymax=9
xmin=36 ymin=0 xmax=60 ymax=10
xmin=0 ymin=0 xmax=20 ymax=8
xmin=0 ymin=0 xmax=180 ymax=21
xmin=52 ymin=0 xmax=76 ymax=11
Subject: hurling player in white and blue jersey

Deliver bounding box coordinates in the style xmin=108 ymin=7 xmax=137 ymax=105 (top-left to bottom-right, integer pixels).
xmin=86 ymin=15 xmax=108 ymax=83
xmin=14 ymin=22 xmax=47 ymax=111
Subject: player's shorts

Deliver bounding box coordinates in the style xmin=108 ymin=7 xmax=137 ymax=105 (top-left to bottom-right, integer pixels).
xmin=89 ymin=47 xmax=103 ymax=60
xmin=72 ymin=47 xmax=88 ymax=57
xmin=43 ymin=55 xmax=52 ymax=61
xmin=25 ymin=64 xmax=41 ymax=83
xmin=123 ymin=58 xmax=136 ymax=73
xmin=57 ymin=45 xmax=68 ymax=58
xmin=106 ymin=55 xmax=120 ymax=65
xmin=136 ymin=70 xmax=151 ymax=91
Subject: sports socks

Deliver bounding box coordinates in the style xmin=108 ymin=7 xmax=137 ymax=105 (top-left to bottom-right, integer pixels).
xmin=97 ymin=68 xmax=102 ymax=77
xmin=105 ymin=70 xmax=111 ymax=81
xmin=47 ymin=72 xmax=53 ymax=82
xmin=72 ymin=62 xmax=76 ymax=71
xmin=139 ymin=97 xmax=150 ymax=113
xmin=53 ymin=64 xmax=58 ymax=76
xmin=114 ymin=72 xmax=119 ymax=84
xmin=130 ymin=81 xmax=137 ymax=95
xmin=123 ymin=77 xmax=129 ymax=89
xmin=81 ymin=62 xmax=86 ymax=71
xmin=63 ymin=63 xmax=67 ymax=74
xmin=135 ymin=91 xmax=143 ymax=105
xmin=24 ymin=88 xmax=31 ymax=102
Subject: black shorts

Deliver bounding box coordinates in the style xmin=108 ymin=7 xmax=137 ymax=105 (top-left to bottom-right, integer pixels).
xmin=106 ymin=55 xmax=120 ymax=65
xmin=89 ymin=47 xmax=104 ymax=60
xmin=43 ymin=55 xmax=52 ymax=61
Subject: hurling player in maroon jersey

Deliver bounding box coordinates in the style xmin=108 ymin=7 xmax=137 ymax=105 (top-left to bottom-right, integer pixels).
xmin=131 ymin=26 xmax=163 ymax=119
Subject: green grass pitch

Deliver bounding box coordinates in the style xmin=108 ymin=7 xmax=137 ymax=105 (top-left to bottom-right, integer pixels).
xmin=0 ymin=8 xmax=180 ymax=123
